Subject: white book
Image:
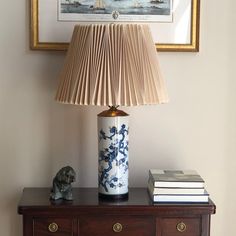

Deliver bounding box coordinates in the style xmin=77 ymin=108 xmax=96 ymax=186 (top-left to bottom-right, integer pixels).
xmin=149 ymin=169 xmax=205 ymax=188
xmin=151 ymin=193 xmax=209 ymax=203
xmin=148 ymin=179 xmax=205 ymax=195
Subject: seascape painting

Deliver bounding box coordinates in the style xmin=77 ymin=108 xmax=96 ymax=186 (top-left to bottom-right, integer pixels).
xmin=58 ymin=0 xmax=172 ymax=22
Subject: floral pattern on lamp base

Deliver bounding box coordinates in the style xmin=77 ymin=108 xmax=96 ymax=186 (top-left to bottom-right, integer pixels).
xmin=98 ymin=116 xmax=129 ymax=200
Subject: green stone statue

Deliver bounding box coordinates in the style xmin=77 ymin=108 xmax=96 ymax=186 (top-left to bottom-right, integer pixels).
xmin=50 ymin=166 xmax=76 ymax=201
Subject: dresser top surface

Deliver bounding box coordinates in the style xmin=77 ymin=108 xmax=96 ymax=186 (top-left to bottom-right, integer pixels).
xmin=18 ymin=188 xmax=216 ymax=215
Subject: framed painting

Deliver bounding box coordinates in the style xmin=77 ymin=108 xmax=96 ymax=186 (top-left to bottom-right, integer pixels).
xmin=30 ymin=0 xmax=200 ymax=52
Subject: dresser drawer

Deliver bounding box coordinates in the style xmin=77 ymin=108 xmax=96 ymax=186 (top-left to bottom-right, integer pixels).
xmin=33 ymin=218 xmax=77 ymax=236
xmin=159 ymin=218 xmax=201 ymax=236
xmin=80 ymin=216 xmax=155 ymax=236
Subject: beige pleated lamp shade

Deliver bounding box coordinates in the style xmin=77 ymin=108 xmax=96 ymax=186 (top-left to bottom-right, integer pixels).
xmin=55 ymin=24 xmax=169 ymax=106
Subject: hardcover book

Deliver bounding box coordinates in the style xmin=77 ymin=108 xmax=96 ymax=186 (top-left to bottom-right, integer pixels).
xmin=150 ymin=192 xmax=209 ymax=203
xmin=148 ymin=179 xmax=205 ymax=195
xmin=149 ymin=169 xmax=205 ymax=188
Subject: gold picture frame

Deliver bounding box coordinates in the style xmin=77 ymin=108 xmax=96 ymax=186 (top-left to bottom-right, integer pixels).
xmin=30 ymin=0 xmax=200 ymax=52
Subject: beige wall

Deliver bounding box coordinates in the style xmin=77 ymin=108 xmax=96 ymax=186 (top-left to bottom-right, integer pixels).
xmin=0 ymin=0 xmax=235 ymax=235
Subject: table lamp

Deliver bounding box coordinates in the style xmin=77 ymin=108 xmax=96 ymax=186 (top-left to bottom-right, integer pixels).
xmin=55 ymin=24 xmax=168 ymax=200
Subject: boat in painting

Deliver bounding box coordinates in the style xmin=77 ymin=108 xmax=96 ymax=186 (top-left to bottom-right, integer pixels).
xmin=133 ymin=0 xmax=143 ymax=8
xmin=150 ymin=0 xmax=164 ymax=3
xmin=93 ymin=0 xmax=106 ymax=10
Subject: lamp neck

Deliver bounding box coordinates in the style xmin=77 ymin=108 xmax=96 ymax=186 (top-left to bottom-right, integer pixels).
xmin=108 ymin=105 xmax=119 ymax=111
xmin=98 ymin=106 xmax=129 ymax=117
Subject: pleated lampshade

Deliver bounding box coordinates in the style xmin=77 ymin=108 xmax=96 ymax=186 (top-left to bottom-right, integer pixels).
xmin=55 ymin=24 xmax=168 ymax=106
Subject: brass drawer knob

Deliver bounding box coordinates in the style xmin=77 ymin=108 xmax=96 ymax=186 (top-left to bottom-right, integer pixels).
xmin=48 ymin=222 xmax=59 ymax=233
xmin=176 ymin=222 xmax=187 ymax=232
xmin=113 ymin=223 xmax=123 ymax=233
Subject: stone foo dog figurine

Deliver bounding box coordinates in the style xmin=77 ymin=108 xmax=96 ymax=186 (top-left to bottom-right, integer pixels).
xmin=50 ymin=166 xmax=76 ymax=201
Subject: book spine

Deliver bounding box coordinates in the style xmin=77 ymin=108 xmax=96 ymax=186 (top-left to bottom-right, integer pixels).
xmin=148 ymin=177 xmax=205 ymax=188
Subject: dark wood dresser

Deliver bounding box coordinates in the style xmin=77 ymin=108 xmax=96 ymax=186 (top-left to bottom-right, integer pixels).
xmin=18 ymin=188 xmax=216 ymax=236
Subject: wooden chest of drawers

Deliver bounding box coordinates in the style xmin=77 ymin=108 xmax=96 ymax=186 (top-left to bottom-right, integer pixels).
xmin=18 ymin=188 xmax=215 ymax=236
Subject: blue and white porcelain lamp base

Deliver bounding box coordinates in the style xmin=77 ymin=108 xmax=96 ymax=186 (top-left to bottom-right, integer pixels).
xmin=98 ymin=106 xmax=129 ymax=200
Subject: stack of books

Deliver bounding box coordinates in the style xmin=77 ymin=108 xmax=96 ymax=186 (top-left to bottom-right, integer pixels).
xmin=148 ymin=169 xmax=209 ymax=203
